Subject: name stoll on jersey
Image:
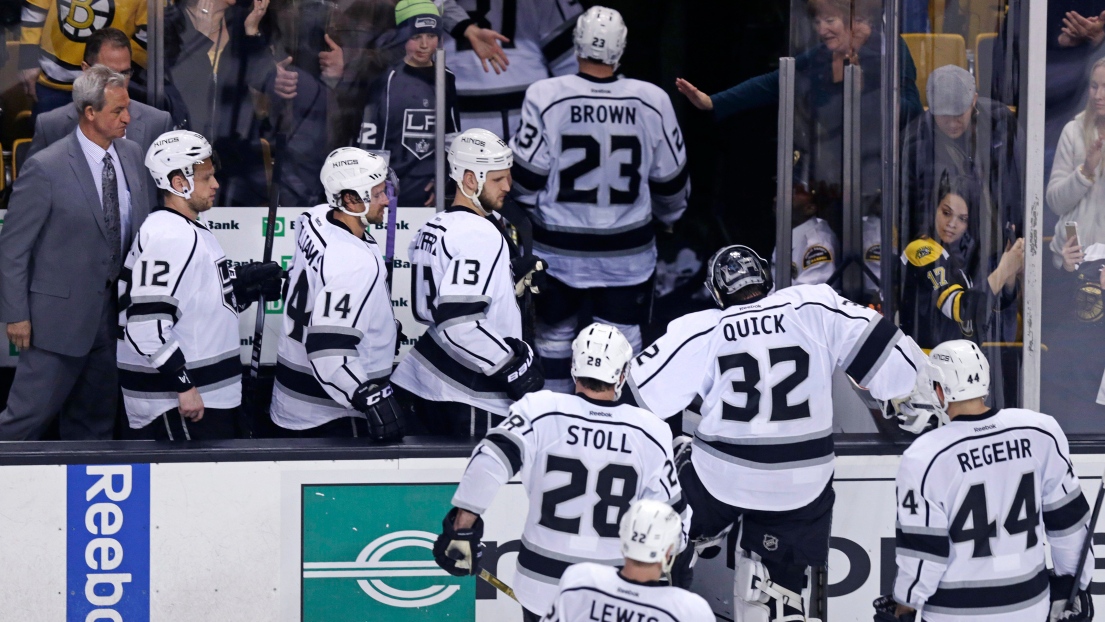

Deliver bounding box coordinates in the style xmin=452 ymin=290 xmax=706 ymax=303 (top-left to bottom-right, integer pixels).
xmin=451 ymin=390 xmax=691 ymax=616
xmin=391 ymin=207 xmax=522 ymax=414
xmin=510 ymin=73 xmax=690 ymax=289
xmin=270 ymin=205 xmax=397 ymax=430
xmin=117 ymin=208 xmax=242 ymax=425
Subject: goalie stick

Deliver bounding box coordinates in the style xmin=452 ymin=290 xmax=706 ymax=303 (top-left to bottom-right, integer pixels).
xmin=1066 ymin=464 xmax=1105 ymax=610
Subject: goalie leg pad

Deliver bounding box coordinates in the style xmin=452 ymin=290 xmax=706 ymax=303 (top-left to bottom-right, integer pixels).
xmin=734 ymin=550 xmax=815 ymax=622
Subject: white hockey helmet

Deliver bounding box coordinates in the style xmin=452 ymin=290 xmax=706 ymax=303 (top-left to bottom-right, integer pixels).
xmin=573 ymin=6 xmax=628 ymax=69
xmin=929 ymin=339 xmax=990 ymax=404
xmin=145 ymin=130 xmax=212 ymax=200
xmin=619 ymin=499 xmax=682 ymax=573
xmin=448 ymin=128 xmax=512 ymax=213
xmin=321 ymin=147 xmax=388 ymax=227
xmin=571 ymin=323 xmax=633 ymax=398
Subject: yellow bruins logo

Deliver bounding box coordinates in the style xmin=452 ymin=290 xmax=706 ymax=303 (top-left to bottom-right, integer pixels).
xmin=58 ymin=0 xmax=115 ymax=42
xmin=1076 ymin=282 xmax=1104 ymax=323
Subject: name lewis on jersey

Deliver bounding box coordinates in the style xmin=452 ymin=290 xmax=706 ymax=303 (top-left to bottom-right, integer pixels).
xmin=567 ymin=424 xmax=632 ymax=454
xmin=723 ymin=313 xmax=785 ymax=340
xmin=570 ymin=104 xmax=637 ymax=125
xmin=588 ymin=600 xmax=658 ymax=622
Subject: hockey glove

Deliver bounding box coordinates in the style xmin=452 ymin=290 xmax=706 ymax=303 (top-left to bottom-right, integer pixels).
xmin=1049 ymin=573 xmax=1094 ymax=621
xmin=490 ymin=337 xmax=544 ymax=400
xmin=232 ymin=261 xmax=284 ymax=307
xmin=433 ymin=507 xmax=485 ymax=576
xmin=351 ymin=382 xmax=405 ymax=442
xmin=511 ymin=255 xmax=547 ymax=297
xmin=872 ymin=595 xmax=916 ymax=622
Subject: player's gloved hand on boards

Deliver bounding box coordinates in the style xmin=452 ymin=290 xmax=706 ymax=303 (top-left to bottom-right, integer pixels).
xmin=1049 ymin=573 xmax=1094 ymax=621
xmin=433 ymin=507 xmax=485 ymax=576
xmin=872 ymin=595 xmax=916 ymax=622
xmin=490 ymin=337 xmax=544 ymax=400
xmin=511 ymin=254 xmax=547 ymax=296
xmin=394 ymin=319 xmax=406 ymax=357
xmin=351 ymin=381 xmax=405 ymax=442
xmin=232 ymin=261 xmax=284 ymax=307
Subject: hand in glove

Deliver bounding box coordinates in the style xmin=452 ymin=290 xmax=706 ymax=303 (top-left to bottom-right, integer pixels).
xmin=433 ymin=507 xmax=485 ymax=576
xmin=232 ymin=261 xmax=284 ymax=307
xmin=511 ymin=254 xmax=547 ymax=296
xmin=1049 ymin=573 xmax=1094 ymax=621
xmin=351 ymin=381 xmax=405 ymax=442
xmin=490 ymin=337 xmax=544 ymax=400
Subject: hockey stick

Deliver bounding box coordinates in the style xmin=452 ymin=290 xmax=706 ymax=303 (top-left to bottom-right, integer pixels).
xmin=384 ymin=173 xmax=399 ymax=289
xmin=249 ymin=169 xmax=281 ymax=380
xmin=478 ymin=568 xmax=518 ymax=602
xmin=1066 ymin=464 xmax=1105 ymax=609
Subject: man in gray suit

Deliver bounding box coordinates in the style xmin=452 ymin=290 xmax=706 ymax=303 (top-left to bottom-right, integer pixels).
xmin=27 ymin=27 xmax=172 ymax=211
xmin=0 ymin=66 xmax=150 ymax=440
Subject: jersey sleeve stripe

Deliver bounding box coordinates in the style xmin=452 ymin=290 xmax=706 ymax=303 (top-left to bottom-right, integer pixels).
xmin=1043 ymin=492 xmax=1091 ymax=536
xmin=482 ymin=431 xmax=523 ymax=476
xmin=843 ymin=317 xmax=902 ymax=386
xmin=669 ymin=493 xmax=687 ymax=514
xmin=648 ymin=162 xmax=690 ymax=197
xmin=433 ymin=300 xmax=489 ymax=326
xmin=119 ymin=352 xmax=239 ymax=396
xmin=694 ymin=433 xmax=834 ymax=469
xmin=540 ymin=20 xmax=575 ymax=61
xmin=895 ymin=528 xmax=950 ymax=561
xmin=304 ymin=333 xmax=360 ymax=359
xmin=275 ymin=360 xmax=342 ymax=403
xmin=126 ymin=300 xmax=181 ymax=322
xmin=923 ymin=567 xmax=1048 ymax=615
xmin=511 ymin=158 xmax=550 ymax=193
xmin=532 ymin=220 xmax=653 ymax=253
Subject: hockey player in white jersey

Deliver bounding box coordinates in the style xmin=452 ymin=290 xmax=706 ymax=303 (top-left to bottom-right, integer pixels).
xmin=433 ymin=324 xmax=690 ymax=621
xmin=510 ymin=6 xmax=690 ymax=393
xmin=392 ymin=128 xmax=544 ymax=436
xmin=268 ymin=148 xmax=406 ymax=440
xmin=876 ymin=340 xmax=1094 ymax=622
xmin=542 ymin=499 xmax=715 ymax=622
xmin=626 ymin=245 xmax=931 ymax=621
xmin=445 ymin=0 xmax=582 ymax=138
xmin=119 ymin=131 xmax=282 ymax=440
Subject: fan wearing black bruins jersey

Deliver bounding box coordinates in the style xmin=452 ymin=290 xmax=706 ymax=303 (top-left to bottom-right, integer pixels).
xmin=901 ymin=180 xmax=1023 ymax=350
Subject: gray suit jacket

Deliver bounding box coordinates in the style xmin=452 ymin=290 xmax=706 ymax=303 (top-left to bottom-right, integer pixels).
xmin=0 ymin=131 xmax=150 ymax=357
xmin=28 ymin=100 xmax=173 ymax=211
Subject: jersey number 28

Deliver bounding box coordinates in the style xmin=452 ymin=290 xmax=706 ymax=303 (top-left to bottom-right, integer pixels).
xmin=539 ymin=455 xmax=639 ymax=537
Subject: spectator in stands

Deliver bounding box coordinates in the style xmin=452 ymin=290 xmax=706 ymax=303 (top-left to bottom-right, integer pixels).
xmin=1048 ymin=57 xmax=1105 ymax=267
xmin=0 ymin=66 xmax=149 ymax=440
xmin=19 ymin=0 xmax=147 ymax=116
xmin=28 ymin=28 xmax=173 ymax=211
xmin=357 ymin=0 xmax=459 ymax=207
xmin=901 ymin=65 xmax=1022 ymax=257
xmin=675 ymin=0 xmax=922 ymax=207
xmin=163 ymin=0 xmax=275 ymax=206
xmin=900 ymin=176 xmax=1023 ymax=351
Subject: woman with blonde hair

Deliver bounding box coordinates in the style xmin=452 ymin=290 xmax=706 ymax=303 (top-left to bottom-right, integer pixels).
xmin=1046 ymin=56 xmax=1105 ymax=269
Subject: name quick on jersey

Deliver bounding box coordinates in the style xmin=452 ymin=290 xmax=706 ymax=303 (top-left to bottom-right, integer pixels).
xmin=587 ymin=600 xmax=658 ymax=622
xmin=567 ymin=425 xmax=632 ymax=454
xmin=723 ymin=314 xmax=786 ymax=340
xmin=956 ymin=437 xmax=1032 ymax=472
xmin=569 ymin=104 xmax=637 ymax=125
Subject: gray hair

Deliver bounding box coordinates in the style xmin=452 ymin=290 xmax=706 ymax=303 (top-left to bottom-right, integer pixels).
xmin=72 ymin=64 xmax=127 ymax=114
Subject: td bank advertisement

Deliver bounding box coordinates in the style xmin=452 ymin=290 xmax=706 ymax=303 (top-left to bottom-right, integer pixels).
xmin=1 ymin=456 xmax=1104 ymax=621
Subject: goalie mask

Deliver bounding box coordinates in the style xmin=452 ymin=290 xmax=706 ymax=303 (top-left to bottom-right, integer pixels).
xmin=705 ymin=245 xmax=773 ymax=308
xmin=571 ymin=323 xmax=633 ymax=399
xmin=321 ymin=147 xmax=389 ymax=228
xmin=448 ymin=128 xmax=513 ymax=214
xmin=574 ymin=6 xmax=628 ymax=70
xmin=146 ymin=130 xmax=212 ymax=200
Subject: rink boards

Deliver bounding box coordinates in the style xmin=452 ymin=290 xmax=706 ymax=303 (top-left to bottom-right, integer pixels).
xmin=1 ymin=453 xmax=1104 ymax=622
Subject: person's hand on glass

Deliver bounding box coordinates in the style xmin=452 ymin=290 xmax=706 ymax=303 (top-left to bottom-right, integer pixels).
xmin=424 ymin=180 xmax=435 ymax=207
xmin=464 ymin=24 xmax=510 ymax=74
xmin=1000 ymin=237 xmax=1026 ymax=286
xmin=274 ymin=56 xmax=298 ymax=99
xmin=319 ymin=33 xmax=344 ymax=80
xmin=675 ymin=78 xmax=713 ymax=111
xmin=1060 ymin=11 xmax=1105 ymax=47
xmin=243 ymin=0 xmax=269 ymax=36
xmin=1062 ymin=235 xmax=1084 ymax=272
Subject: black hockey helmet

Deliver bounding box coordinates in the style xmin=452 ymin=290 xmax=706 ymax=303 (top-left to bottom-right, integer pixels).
xmin=705 ymin=245 xmax=773 ymax=308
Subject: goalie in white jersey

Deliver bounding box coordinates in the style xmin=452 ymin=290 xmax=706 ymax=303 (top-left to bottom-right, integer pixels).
xmin=509 ymin=6 xmax=690 ymax=393
xmin=119 ymin=131 xmax=282 ymax=440
xmin=392 ymin=128 xmax=544 ymax=436
xmin=542 ymin=499 xmax=714 ymax=622
xmin=626 ymin=245 xmax=930 ymax=622
xmin=876 ymin=340 xmax=1094 ymax=622
xmin=268 ymin=148 xmax=406 ymax=440
xmin=433 ymin=324 xmax=690 ymax=621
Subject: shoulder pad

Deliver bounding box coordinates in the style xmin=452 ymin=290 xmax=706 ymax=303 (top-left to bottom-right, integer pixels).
xmin=904 ymin=238 xmax=945 ymax=267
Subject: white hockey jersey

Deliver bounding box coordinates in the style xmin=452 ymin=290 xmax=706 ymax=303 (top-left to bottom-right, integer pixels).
xmin=391 ymin=206 xmax=522 ymax=414
xmin=452 ymin=390 xmax=690 ymax=615
xmin=893 ymin=408 xmax=1093 ymax=621
xmin=117 ymin=208 xmax=242 ymax=426
xmin=444 ymin=0 xmax=581 ymax=138
xmin=772 ymin=217 xmax=839 ymax=287
xmin=510 ymin=73 xmax=690 ymax=289
xmin=628 ymin=284 xmax=921 ymax=511
xmin=270 ymin=206 xmax=397 ymax=430
xmin=541 ymin=563 xmax=714 ymax=622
